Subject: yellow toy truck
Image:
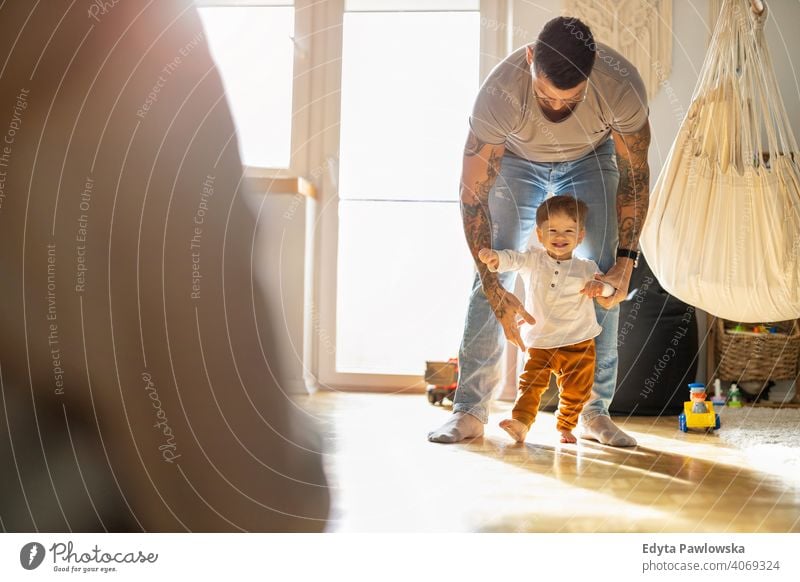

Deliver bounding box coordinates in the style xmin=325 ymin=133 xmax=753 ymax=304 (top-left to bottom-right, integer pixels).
xmin=678 ymin=382 xmax=721 ymax=432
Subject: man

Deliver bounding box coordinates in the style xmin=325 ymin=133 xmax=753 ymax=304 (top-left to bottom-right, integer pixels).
xmin=428 ymin=16 xmax=650 ymax=446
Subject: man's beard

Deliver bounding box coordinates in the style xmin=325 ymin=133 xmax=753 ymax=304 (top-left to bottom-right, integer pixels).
xmin=539 ymin=103 xmax=577 ymax=122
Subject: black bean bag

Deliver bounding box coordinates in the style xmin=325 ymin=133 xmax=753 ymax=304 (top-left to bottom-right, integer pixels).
xmin=609 ymin=257 xmax=699 ymax=416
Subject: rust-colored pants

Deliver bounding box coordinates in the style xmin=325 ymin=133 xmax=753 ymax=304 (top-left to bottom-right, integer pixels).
xmin=512 ymin=339 xmax=596 ymax=432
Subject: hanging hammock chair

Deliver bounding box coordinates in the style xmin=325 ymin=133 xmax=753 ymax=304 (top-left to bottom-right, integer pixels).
xmin=640 ymin=0 xmax=800 ymax=322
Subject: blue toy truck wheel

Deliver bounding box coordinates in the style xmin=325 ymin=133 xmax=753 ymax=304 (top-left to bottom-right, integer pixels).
xmin=678 ymin=413 xmax=687 ymax=432
xmin=715 ymin=413 xmax=720 ymax=430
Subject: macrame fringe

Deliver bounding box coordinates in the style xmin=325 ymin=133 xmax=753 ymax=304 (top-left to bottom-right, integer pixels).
xmin=564 ymin=0 xmax=673 ymax=100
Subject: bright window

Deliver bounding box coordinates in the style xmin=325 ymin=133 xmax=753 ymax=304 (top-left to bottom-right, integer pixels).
xmin=336 ymin=6 xmax=480 ymax=375
xmin=338 ymin=10 xmax=479 ymax=201
xmin=197 ymin=3 xmax=294 ymax=168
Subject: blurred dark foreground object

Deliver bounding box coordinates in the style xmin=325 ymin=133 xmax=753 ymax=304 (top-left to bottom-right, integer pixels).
xmin=0 ymin=0 xmax=329 ymax=531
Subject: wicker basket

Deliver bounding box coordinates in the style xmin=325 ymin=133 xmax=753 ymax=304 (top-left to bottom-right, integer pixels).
xmin=715 ymin=319 xmax=800 ymax=381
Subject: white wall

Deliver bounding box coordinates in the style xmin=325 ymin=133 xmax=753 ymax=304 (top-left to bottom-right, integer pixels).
xmin=763 ymin=0 xmax=800 ymax=146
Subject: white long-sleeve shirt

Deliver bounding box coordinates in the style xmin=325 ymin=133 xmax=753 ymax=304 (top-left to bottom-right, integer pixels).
xmin=488 ymin=247 xmax=611 ymax=349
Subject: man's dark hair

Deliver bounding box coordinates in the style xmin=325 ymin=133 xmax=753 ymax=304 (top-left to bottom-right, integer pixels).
xmin=534 ymin=16 xmax=595 ymax=90
xmin=536 ymin=195 xmax=589 ymax=228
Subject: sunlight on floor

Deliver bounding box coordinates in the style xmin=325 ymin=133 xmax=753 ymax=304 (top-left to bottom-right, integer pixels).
xmin=301 ymin=392 xmax=800 ymax=533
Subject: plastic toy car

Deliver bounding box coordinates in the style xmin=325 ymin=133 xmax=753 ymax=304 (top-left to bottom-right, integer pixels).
xmin=425 ymin=358 xmax=458 ymax=406
xmin=678 ymin=382 xmax=721 ymax=432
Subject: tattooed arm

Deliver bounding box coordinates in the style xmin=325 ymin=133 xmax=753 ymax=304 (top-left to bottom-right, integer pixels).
xmin=461 ymin=129 xmax=535 ymax=349
xmin=598 ymin=121 xmax=651 ymax=309
xmin=461 ymin=130 xmax=504 ymax=290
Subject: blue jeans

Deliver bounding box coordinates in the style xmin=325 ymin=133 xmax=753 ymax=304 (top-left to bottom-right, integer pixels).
xmin=454 ymin=138 xmax=620 ymax=424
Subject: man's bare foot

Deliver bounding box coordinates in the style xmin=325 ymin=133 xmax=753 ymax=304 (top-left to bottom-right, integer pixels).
xmin=580 ymin=415 xmax=637 ymax=447
xmin=559 ymin=429 xmax=577 ymax=444
xmin=427 ymin=412 xmax=484 ymax=443
xmin=499 ymin=418 xmax=528 ymax=443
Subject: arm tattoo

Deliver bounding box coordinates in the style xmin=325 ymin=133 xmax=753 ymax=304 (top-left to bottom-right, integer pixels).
xmin=465 ymin=132 xmax=488 ymax=157
xmin=461 ymin=141 xmax=503 ymax=298
xmin=615 ymin=122 xmax=651 ymax=250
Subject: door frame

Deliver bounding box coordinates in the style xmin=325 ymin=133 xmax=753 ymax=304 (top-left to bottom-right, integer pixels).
xmin=308 ymin=0 xmax=509 ymax=392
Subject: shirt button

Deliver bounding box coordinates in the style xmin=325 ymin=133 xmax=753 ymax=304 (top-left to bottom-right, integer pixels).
xmin=551 ymin=283 xmax=555 ymax=287
xmin=555 ymin=271 xmax=559 ymax=274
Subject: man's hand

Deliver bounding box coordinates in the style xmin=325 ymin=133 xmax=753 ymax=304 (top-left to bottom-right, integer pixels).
xmin=596 ymin=259 xmax=635 ymax=309
xmin=478 ymin=248 xmax=500 ymax=271
xmin=478 ymin=247 xmax=536 ymax=349
xmin=484 ymin=284 xmax=536 ymax=351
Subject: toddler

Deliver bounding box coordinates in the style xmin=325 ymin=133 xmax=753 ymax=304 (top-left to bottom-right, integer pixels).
xmin=478 ymin=195 xmax=614 ymax=443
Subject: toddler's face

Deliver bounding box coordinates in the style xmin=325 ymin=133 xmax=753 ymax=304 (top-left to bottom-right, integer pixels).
xmin=536 ymin=213 xmax=585 ymax=260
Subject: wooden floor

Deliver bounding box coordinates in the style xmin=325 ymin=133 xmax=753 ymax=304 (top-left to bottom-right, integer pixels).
xmin=300 ymin=392 xmax=800 ymax=533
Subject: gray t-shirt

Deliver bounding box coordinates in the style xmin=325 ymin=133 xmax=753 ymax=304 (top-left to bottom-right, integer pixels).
xmin=469 ymin=43 xmax=648 ymax=162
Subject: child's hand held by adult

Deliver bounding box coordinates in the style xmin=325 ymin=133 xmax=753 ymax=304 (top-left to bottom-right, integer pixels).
xmin=596 ymin=260 xmax=632 ymax=308
xmin=581 ymin=276 xmax=615 ymax=298
xmin=478 ymin=247 xmax=500 ymax=270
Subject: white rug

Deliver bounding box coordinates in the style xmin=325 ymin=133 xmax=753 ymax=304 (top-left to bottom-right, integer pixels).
xmin=716 ymin=407 xmax=800 ymax=481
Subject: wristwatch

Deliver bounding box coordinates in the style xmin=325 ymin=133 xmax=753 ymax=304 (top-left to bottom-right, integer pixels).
xmin=616 ymin=247 xmax=640 ymax=267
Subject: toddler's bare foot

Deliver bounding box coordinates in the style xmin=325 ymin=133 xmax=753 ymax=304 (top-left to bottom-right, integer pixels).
xmin=499 ymin=418 xmax=529 ymax=443
xmin=559 ymin=429 xmax=577 ymax=444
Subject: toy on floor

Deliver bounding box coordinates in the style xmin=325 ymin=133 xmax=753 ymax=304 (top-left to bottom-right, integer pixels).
xmin=425 ymin=358 xmax=458 ymax=405
xmin=678 ymin=382 xmax=721 ymax=432
xmin=727 ymin=382 xmax=743 ymax=407
xmin=710 ymin=378 xmax=726 ymax=408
